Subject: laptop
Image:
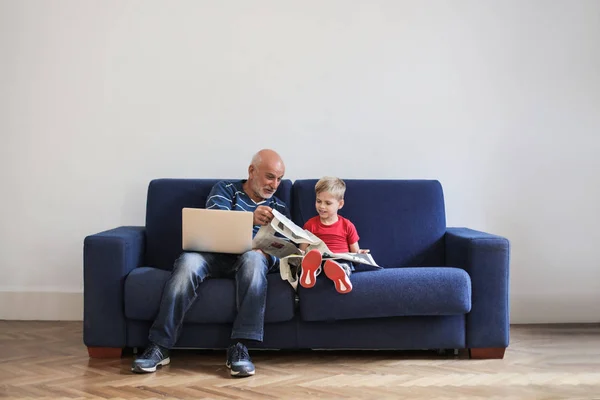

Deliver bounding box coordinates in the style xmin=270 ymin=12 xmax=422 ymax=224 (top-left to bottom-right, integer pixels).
xmin=182 ymin=208 xmax=254 ymax=254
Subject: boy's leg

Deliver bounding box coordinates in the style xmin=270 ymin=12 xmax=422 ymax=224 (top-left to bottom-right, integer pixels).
xmin=324 ymin=260 xmax=353 ymax=294
xmin=299 ymin=249 xmax=322 ymax=288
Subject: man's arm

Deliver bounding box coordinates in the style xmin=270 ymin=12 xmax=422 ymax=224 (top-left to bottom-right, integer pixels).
xmin=271 ymin=197 xmax=291 ymax=219
xmin=206 ymin=181 xmax=234 ymax=210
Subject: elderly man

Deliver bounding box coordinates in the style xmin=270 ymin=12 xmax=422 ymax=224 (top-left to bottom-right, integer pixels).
xmin=132 ymin=149 xmax=289 ymax=377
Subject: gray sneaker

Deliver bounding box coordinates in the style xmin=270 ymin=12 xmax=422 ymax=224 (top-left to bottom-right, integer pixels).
xmin=131 ymin=343 xmax=170 ymax=373
xmin=226 ymin=342 xmax=255 ymax=377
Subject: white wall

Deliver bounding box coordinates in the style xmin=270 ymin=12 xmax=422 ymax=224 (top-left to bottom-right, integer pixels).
xmin=1 ymin=0 xmax=599 ymax=322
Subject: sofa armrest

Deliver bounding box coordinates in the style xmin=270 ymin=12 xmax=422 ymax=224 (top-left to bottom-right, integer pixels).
xmin=83 ymin=226 xmax=145 ymax=349
xmin=445 ymin=227 xmax=510 ymax=349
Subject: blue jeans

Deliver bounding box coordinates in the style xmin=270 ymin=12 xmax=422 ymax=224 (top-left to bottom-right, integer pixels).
xmin=148 ymin=250 xmax=278 ymax=349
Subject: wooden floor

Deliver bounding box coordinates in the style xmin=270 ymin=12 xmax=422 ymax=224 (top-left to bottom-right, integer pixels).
xmin=1 ymin=322 xmax=599 ymax=399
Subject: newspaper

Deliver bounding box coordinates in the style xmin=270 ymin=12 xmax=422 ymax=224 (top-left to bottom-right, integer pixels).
xmin=252 ymin=209 xmax=380 ymax=288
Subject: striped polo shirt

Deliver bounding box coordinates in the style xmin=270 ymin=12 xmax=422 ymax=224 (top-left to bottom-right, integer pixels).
xmin=205 ymin=180 xmax=289 ymax=237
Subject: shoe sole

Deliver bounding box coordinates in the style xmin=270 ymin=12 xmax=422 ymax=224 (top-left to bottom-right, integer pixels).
xmin=131 ymin=357 xmax=171 ymax=373
xmin=300 ymin=249 xmax=322 ymax=288
xmin=225 ymin=361 xmax=255 ymax=377
xmin=324 ymin=260 xmax=353 ymax=294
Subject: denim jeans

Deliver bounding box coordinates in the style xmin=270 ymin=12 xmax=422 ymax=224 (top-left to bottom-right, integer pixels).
xmin=148 ymin=250 xmax=278 ymax=349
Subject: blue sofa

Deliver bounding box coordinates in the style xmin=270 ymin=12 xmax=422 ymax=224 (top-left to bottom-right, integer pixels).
xmin=84 ymin=179 xmax=510 ymax=359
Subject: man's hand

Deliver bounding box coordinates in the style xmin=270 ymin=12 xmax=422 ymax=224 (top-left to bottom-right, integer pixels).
xmin=254 ymin=249 xmax=271 ymax=261
xmin=253 ymin=206 xmax=274 ymax=226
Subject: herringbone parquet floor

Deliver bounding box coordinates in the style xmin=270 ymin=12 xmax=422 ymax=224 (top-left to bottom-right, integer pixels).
xmin=0 ymin=322 xmax=599 ymax=399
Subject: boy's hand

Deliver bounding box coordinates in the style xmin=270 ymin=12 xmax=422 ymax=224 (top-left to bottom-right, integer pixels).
xmin=358 ymin=249 xmax=370 ymax=254
xmin=253 ymin=206 xmax=274 ymax=226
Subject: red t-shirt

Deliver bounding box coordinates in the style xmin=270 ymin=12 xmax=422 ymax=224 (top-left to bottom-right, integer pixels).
xmin=303 ymin=216 xmax=360 ymax=253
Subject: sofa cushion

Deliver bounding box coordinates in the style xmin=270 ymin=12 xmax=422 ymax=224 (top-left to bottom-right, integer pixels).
xmin=125 ymin=267 xmax=296 ymax=323
xmin=145 ymin=179 xmax=293 ymax=271
xmin=292 ymin=180 xmax=446 ymax=268
xmin=298 ymin=267 xmax=471 ymax=322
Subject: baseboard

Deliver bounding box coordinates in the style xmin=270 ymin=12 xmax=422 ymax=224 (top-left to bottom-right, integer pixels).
xmin=0 ymin=291 xmax=83 ymax=320
xmin=510 ymin=296 xmax=600 ymax=324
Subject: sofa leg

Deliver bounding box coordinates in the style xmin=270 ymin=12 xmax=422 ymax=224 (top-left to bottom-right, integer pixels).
xmin=469 ymin=347 xmax=506 ymax=359
xmin=87 ymin=347 xmax=123 ymax=358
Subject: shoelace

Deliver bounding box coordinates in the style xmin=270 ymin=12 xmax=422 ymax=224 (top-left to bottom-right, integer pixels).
xmin=141 ymin=345 xmax=162 ymax=360
xmin=233 ymin=344 xmax=250 ymax=362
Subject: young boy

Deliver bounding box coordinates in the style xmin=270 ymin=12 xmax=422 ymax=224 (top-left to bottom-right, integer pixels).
xmin=299 ymin=177 xmax=368 ymax=294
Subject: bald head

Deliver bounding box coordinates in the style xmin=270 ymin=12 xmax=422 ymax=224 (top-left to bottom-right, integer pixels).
xmin=245 ymin=149 xmax=285 ymax=202
xmin=251 ymin=149 xmax=284 ymax=170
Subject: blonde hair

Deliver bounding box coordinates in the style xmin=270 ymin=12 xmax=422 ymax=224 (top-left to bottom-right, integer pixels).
xmin=315 ymin=177 xmax=346 ymax=200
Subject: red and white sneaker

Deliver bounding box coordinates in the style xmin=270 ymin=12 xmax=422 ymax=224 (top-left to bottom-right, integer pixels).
xmin=300 ymin=249 xmax=322 ymax=289
xmin=324 ymin=260 xmax=353 ymax=294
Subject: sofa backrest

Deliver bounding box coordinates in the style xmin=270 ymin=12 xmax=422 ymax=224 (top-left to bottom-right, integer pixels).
xmin=292 ymin=179 xmax=446 ymax=268
xmin=145 ymin=179 xmax=293 ymax=270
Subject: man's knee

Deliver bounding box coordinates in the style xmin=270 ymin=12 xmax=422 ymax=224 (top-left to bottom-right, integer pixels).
xmin=241 ymin=250 xmax=269 ymax=265
xmin=173 ymin=252 xmax=209 ymax=281
xmin=238 ymin=251 xmax=269 ymax=277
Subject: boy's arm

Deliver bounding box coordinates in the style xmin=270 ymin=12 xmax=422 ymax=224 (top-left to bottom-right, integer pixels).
xmin=299 ymin=243 xmax=309 ymax=252
xmin=347 ymin=220 xmax=364 ymax=253
xmin=349 ymin=242 xmax=369 ymax=254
